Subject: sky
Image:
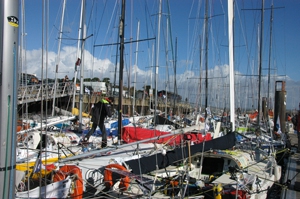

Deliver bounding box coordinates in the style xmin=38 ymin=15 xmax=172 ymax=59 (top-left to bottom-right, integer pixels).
xmin=21 ymin=0 xmax=300 ymax=110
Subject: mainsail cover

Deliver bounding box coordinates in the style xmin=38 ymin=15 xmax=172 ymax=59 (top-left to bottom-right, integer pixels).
xmin=122 ymin=126 xmax=212 ymax=145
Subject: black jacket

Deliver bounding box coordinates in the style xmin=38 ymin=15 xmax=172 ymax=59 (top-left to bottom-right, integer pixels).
xmin=91 ymin=101 xmax=112 ymax=125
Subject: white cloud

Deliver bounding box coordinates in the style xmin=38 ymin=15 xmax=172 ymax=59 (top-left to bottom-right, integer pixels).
xmin=23 ymin=46 xmax=300 ymax=110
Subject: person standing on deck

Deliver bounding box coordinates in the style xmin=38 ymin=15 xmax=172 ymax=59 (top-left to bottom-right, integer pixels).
xmin=292 ymin=105 xmax=300 ymax=153
xmin=83 ymin=97 xmax=113 ymax=148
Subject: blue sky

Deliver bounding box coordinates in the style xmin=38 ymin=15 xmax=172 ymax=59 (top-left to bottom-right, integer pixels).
xmin=21 ymin=0 xmax=300 ymax=110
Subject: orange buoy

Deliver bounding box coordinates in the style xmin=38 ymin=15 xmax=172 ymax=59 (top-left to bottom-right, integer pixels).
xmin=103 ymin=164 xmax=130 ymax=192
xmin=53 ymin=165 xmax=83 ymax=199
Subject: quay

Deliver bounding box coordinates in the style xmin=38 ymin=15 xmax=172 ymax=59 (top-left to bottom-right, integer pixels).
xmin=17 ymin=83 xmax=193 ymax=116
xmin=281 ymin=132 xmax=300 ymax=198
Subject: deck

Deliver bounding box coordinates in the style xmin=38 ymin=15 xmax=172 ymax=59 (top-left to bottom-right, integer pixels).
xmin=281 ymin=132 xmax=300 ymax=198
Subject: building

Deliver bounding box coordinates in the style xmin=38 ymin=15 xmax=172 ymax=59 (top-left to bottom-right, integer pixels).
xmin=19 ymin=73 xmax=39 ymax=85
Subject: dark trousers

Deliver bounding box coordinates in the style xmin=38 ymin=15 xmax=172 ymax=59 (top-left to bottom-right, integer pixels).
xmin=85 ymin=119 xmax=107 ymax=147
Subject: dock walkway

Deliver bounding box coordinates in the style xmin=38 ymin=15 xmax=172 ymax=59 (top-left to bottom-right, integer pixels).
xmin=281 ymin=132 xmax=300 ymax=198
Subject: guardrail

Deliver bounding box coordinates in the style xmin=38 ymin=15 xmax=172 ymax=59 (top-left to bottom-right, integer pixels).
xmin=17 ymin=82 xmax=74 ymax=104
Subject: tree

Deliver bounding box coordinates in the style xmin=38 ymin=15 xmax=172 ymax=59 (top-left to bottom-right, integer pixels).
xmin=92 ymin=77 xmax=100 ymax=82
xmin=71 ymin=77 xmax=80 ymax=83
xmin=102 ymin=77 xmax=110 ymax=84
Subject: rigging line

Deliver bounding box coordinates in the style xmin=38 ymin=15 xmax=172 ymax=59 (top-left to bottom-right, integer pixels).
xmin=187 ymin=3 xmax=202 ymax=76
xmin=236 ymin=1 xmax=255 ymax=84
xmin=94 ymin=37 xmax=156 ymax=47
xmin=95 ymin=0 xmax=119 ymax=60
xmin=144 ymin=1 xmax=156 ymax=49
xmin=86 ymin=0 xmax=96 ymax=33
xmin=48 ymin=2 xmax=64 ymax=52
xmin=103 ymin=0 xmax=119 ymax=45
xmin=93 ymin=0 xmax=110 ymax=43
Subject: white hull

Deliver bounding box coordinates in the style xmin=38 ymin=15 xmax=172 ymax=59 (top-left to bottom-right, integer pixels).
xmin=16 ymin=176 xmax=72 ymax=198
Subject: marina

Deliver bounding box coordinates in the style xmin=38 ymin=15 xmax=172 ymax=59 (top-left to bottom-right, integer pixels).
xmin=1 ymin=0 xmax=300 ymax=198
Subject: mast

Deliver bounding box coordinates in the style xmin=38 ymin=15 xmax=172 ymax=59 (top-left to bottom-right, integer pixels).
xmin=133 ymin=20 xmax=140 ymax=116
xmin=79 ymin=0 xmax=86 ymax=134
xmin=0 ymin=0 xmax=19 ymax=198
xmin=198 ymin=37 xmax=202 ymax=113
xmin=118 ymin=0 xmax=126 ymax=144
xmin=228 ymin=0 xmax=235 ymax=131
xmin=165 ymin=19 xmax=169 ymax=117
xmin=154 ymin=0 xmax=162 ymax=121
xmin=113 ymin=32 xmax=119 ymax=100
xmin=173 ymin=37 xmax=177 ymax=112
xmin=72 ymin=0 xmax=84 ymax=110
xmin=267 ymin=4 xmax=273 ymax=113
xmin=149 ymin=43 xmax=154 ymax=112
xmin=204 ymin=0 xmax=209 ymax=119
xmin=267 ymin=4 xmax=274 ymax=140
xmin=257 ymin=0 xmax=265 ymax=127
xmin=52 ymin=0 xmax=66 ymax=116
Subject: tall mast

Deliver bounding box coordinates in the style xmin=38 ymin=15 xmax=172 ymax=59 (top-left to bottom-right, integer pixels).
xmin=79 ymin=0 xmax=86 ymax=134
xmin=173 ymin=37 xmax=177 ymax=111
xmin=72 ymin=0 xmax=84 ymax=110
xmin=52 ymin=0 xmax=67 ymax=116
xmin=204 ymin=0 xmax=209 ymax=119
xmin=113 ymin=33 xmax=119 ymax=99
xmin=149 ymin=43 xmax=154 ymax=112
xmin=0 ymin=0 xmax=19 ymax=198
xmin=154 ymin=0 xmax=162 ymax=121
xmin=257 ymin=0 xmax=265 ymax=127
xmin=267 ymin=4 xmax=273 ymax=111
xmin=199 ymin=36 xmax=203 ymax=113
xmin=133 ymin=20 xmax=140 ymax=116
xmin=118 ymin=0 xmax=126 ymax=144
xmin=165 ymin=19 xmax=169 ymax=117
xmin=228 ymin=0 xmax=235 ymax=131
